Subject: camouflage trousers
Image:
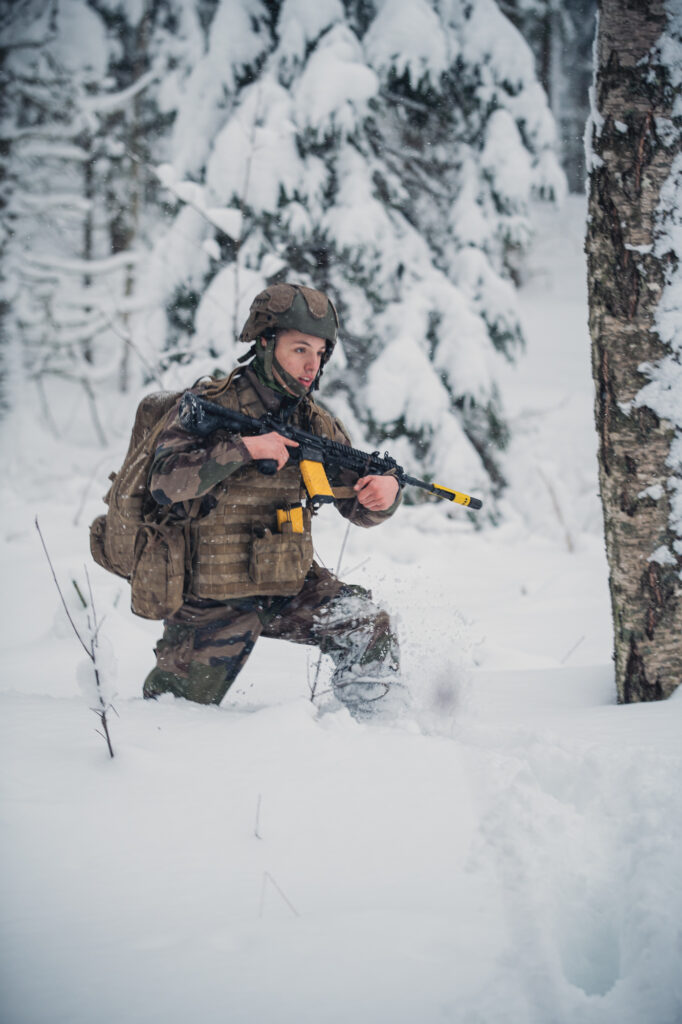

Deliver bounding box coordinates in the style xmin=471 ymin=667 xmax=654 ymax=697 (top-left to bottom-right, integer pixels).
xmin=143 ymin=563 xmax=401 ymax=714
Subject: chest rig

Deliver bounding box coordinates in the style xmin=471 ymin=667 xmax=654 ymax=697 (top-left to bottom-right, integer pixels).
xmin=189 ymin=371 xmax=336 ymax=600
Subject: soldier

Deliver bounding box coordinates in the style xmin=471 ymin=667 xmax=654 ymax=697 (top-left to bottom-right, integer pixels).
xmin=142 ymin=283 xmax=406 ymax=719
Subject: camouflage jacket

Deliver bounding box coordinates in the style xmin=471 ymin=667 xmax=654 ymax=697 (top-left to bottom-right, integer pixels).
xmin=148 ymin=367 xmax=401 ymax=600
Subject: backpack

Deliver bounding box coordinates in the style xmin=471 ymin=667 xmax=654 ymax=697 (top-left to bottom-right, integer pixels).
xmin=89 ymin=389 xmax=187 ymax=620
xmin=90 ymin=373 xmax=239 ymax=620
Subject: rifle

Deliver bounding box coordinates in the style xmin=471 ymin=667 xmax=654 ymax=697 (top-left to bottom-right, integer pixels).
xmin=178 ymin=391 xmax=482 ymax=511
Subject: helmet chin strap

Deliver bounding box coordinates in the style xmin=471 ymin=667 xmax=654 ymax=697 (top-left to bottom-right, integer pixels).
xmin=272 ymin=358 xmax=310 ymax=399
xmin=256 ymin=334 xmax=311 ymax=399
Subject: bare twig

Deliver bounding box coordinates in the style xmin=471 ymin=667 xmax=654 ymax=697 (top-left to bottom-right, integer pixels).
xmin=73 ymin=454 xmax=113 ymax=527
xmin=259 ymin=872 xmax=300 ymax=919
xmin=310 ymin=458 xmax=372 ymax=703
xmin=84 ymin=565 xmax=98 ymax=635
xmin=342 ymin=556 xmax=371 ymax=577
xmin=101 ymin=311 xmax=164 ymax=387
xmin=72 ymin=578 xmax=87 ymax=609
xmin=560 ymin=635 xmax=585 ymax=664
xmin=35 ymin=518 xmax=115 ymax=757
xmin=81 ymin=377 xmax=107 ymax=446
xmin=537 ymin=467 xmax=575 ymax=553
xmin=34 ymin=375 xmax=61 ymax=437
xmin=35 ymin=517 xmax=90 ymax=657
xmin=254 ymin=793 xmax=263 ymax=840
xmin=85 ymin=566 xmax=115 ymax=758
xmin=335 ymin=518 xmax=354 ymax=580
xmin=308 ymin=652 xmax=324 ymax=702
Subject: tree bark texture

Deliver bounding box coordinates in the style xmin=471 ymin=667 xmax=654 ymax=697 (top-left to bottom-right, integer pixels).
xmin=586 ymin=0 xmax=682 ymax=701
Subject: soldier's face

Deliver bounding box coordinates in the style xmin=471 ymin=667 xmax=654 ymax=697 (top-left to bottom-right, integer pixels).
xmin=271 ymin=331 xmax=327 ymax=392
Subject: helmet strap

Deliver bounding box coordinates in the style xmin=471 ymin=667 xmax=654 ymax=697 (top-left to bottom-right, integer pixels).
xmin=237 ymin=344 xmax=257 ymax=364
xmin=253 ymin=334 xmax=311 ymax=399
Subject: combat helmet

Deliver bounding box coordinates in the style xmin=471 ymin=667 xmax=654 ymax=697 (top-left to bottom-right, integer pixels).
xmin=239 ymin=283 xmax=339 ymax=396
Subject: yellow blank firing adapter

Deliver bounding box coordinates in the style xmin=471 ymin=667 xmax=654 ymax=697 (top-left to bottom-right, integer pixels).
xmin=431 ymin=483 xmax=483 ymax=509
xmin=299 ymin=459 xmax=336 ymax=505
xmin=276 ymin=505 xmax=304 ymax=533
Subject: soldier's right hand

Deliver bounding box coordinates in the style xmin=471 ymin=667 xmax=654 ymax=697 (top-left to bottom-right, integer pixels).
xmin=242 ymin=432 xmax=299 ymax=471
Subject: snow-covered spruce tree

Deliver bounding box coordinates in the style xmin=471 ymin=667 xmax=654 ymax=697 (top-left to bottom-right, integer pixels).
xmin=140 ymin=0 xmax=564 ymax=507
xmin=0 ymin=0 xmax=200 ymax=434
xmin=585 ymin=0 xmax=682 ymax=701
xmin=503 ymin=0 xmax=597 ymax=192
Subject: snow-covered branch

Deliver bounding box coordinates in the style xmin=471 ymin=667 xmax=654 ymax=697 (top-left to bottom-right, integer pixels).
xmin=22 ymin=251 xmax=142 ymax=276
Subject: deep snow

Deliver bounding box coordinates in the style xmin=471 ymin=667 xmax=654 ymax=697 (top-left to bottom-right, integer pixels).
xmin=1 ymin=197 xmax=681 ymax=1024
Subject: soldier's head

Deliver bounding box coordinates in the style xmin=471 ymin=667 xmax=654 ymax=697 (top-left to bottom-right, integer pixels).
xmin=239 ymin=283 xmax=339 ymax=397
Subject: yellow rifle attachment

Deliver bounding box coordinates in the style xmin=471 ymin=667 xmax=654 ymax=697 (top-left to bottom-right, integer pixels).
xmin=429 ymin=483 xmax=482 ymax=508
xmin=299 ymin=458 xmax=336 ymax=505
xmin=276 ymin=505 xmax=304 ymax=533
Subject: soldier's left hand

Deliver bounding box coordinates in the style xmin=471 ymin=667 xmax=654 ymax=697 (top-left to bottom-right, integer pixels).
xmin=354 ymin=475 xmax=399 ymax=511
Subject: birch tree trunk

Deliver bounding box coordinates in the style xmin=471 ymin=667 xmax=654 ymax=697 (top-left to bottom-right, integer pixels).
xmin=586 ymin=0 xmax=682 ymax=702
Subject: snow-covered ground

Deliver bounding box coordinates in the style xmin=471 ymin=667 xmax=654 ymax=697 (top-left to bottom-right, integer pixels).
xmin=2 ymin=196 xmax=681 ymax=1024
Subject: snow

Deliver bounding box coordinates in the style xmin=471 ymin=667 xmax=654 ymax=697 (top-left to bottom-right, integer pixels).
xmin=169 ymin=0 xmax=271 ymax=178
xmin=156 ymin=164 xmax=244 ymax=241
xmin=276 ymin=0 xmax=345 ymax=68
xmin=2 ymin=197 xmax=682 ymax=1024
xmin=363 ymin=0 xmax=451 ymax=86
xmin=482 ymin=110 xmax=534 ymax=209
xmin=293 ymin=25 xmax=379 ymax=133
xmin=459 ymin=0 xmax=560 ymax=167
xmin=46 ymin=0 xmax=110 ymax=77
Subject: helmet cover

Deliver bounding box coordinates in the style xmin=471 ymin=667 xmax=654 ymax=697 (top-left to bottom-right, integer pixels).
xmin=240 ymin=283 xmax=339 ymax=349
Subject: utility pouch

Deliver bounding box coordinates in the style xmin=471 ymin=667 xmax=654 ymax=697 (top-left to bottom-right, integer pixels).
xmin=249 ymin=526 xmax=313 ymax=594
xmin=130 ymin=523 xmax=186 ymax=620
xmin=89 ymin=514 xmax=115 ymax=574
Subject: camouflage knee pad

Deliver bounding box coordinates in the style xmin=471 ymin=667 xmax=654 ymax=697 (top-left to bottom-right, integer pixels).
xmin=312 ymin=587 xmax=401 ymax=711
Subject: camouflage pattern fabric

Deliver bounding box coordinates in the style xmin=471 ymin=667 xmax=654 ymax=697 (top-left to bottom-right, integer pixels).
xmin=143 ymin=563 xmax=400 ymax=715
xmin=148 ymin=367 xmax=401 ymax=529
xmin=143 ymin=366 xmax=403 ymax=715
xmin=148 ymin=418 xmax=251 ymax=507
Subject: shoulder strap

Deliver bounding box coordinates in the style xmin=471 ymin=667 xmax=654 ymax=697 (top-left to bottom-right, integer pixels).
xmin=193 ymin=367 xmax=243 ymax=399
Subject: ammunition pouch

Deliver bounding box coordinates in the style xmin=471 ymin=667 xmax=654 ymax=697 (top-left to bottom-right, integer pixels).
xmin=248 ymin=524 xmax=313 ymax=595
